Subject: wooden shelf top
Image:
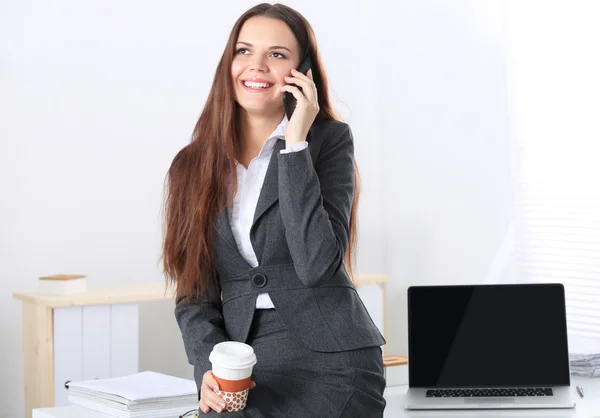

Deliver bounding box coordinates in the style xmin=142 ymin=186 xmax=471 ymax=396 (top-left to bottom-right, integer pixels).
xmin=13 ymin=281 xmax=175 ymax=308
xmin=13 ymin=274 xmax=389 ymax=308
xmin=354 ymin=274 xmax=390 ymax=285
xmin=383 ymin=355 xmax=408 ymax=367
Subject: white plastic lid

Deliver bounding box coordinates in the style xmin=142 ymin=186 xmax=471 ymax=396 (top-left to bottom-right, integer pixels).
xmin=209 ymin=342 xmax=257 ymax=370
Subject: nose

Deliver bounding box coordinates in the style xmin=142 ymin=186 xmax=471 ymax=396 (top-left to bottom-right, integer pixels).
xmin=248 ymin=55 xmax=268 ymax=73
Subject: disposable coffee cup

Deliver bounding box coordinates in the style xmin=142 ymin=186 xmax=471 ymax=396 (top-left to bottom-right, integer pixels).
xmin=209 ymin=342 xmax=257 ymax=412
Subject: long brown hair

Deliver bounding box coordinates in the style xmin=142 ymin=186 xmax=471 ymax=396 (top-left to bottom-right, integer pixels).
xmin=162 ymin=3 xmax=360 ymax=300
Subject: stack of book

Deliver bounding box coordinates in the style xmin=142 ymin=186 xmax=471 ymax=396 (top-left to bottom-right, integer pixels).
xmin=569 ymin=334 xmax=600 ymax=377
xmin=38 ymin=274 xmax=87 ymax=295
xmin=67 ymin=371 xmax=198 ymax=417
xmin=570 ymin=352 xmax=600 ymax=377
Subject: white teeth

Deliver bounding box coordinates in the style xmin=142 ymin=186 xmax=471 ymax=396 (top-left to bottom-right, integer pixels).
xmin=244 ymin=81 xmax=271 ymax=88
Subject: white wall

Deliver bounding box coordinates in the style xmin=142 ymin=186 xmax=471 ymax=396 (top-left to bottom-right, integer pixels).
xmin=0 ymin=1 xmax=510 ymax=416
xmin=378 ymin=0 xmax=511 ymax=360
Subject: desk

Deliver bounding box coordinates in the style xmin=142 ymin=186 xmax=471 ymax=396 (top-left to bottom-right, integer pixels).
xmin=32 ymin=376 xmax=600 ymax=418
xmin=382 ymin=375 xmax=600 ymax=418
xmin=16 ymin=275 xmax=390 ymax=418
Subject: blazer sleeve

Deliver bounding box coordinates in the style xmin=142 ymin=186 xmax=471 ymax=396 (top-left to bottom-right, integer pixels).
xmin=174 ymin=278 xmax=227 ymax=392
xmin=277 ymin=122 xmax=354 ymax=287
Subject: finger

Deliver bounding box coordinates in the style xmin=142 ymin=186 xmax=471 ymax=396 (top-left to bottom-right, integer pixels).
xmin=292 ymin=67 xmax=316 ymax=93
xmin=204 ymin=371 xmax=219 ymax=391
xmin=250 ymin=381 xmax=257 ymax=389
xmin=204 ymin=371 xmax=227 ymax=400
xmin=205 ymin=387 xmax=227 ymax=412
xmin=284 ymin=75 xmax=311 ymax=92
xmin=201 ymin=378 xmax=227 ymax=413
xmin=198 ymin=399 xmax=210 ymax=414
xmin=289 ymin=69 xmax=318 ymax=105
xmin=280 ymin=84 xmax=318 ymax=117
xmin=306 ymin=69 xmax=318 ymax=97
xmin=291 ymin=67 xmax=311 ymax=81
xmin=201 ymin=390 xmax=227 ymax=414
xmin=279 ymin=84 xmax=306 ymax=103
xmin=285 ymin=74 xmax=316 ymax=104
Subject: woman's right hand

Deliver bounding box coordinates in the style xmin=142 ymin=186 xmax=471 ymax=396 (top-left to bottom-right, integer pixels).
xmin=199 ymin=370 xmax=227 ymax=414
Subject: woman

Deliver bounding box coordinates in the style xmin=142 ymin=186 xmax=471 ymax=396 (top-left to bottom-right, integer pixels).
xmin=163 ymin=3 xmax=386 ymax=417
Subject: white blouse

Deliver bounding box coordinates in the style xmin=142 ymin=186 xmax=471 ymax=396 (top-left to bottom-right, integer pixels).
xmin=228 ymin=115 xmax=308 ymax=309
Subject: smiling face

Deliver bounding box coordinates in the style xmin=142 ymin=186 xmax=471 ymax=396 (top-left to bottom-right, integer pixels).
xmin=231 ymin=16 xmax=301 ymax=116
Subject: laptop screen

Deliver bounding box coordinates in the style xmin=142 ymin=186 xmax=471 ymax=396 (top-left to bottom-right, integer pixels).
xmin=408 ymin=283 xmax=571 ymax=388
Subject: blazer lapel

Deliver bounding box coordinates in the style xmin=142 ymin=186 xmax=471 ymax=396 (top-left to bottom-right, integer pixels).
xmin=215 ymin=139 xmax=286 ymax=266
xmin=252 ymin=139 xmax=285 ymax=226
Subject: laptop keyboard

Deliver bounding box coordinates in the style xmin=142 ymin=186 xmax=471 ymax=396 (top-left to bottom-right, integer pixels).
xmin=426 ymin=388 xmax=553 ymax=397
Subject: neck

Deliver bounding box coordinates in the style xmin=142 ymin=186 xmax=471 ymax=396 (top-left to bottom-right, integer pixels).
xmin=238 ymin=108 xmax=284 ymax=154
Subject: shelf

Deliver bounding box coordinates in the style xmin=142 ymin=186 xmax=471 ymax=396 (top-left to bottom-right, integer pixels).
xmin=13 ymin=282 xmax=174 ymax=308
xmin=13 ymin=274 xmax=389 ymax=308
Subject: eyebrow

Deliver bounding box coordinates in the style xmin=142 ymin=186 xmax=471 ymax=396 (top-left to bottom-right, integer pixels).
xmin=236 ymin=41 xmax=292 ymax=53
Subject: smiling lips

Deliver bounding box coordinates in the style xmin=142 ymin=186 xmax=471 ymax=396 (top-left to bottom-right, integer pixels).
xmin=241 ymin=79 xmax=275 ymax=92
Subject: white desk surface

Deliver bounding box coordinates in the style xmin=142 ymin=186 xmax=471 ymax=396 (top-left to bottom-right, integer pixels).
xmin=33 ymin=376 xmax=600 ymax=418
xmin=383 ymin=375 xmax=600 ymax=418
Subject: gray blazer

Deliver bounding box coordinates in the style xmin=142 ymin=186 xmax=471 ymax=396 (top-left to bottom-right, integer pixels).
xmin=174 ymin=119 xmax=386 ymax=384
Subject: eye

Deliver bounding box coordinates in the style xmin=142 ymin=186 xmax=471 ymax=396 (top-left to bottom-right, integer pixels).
xmin=271 ymin=52 xmax=286 ymax=59
xmin=236 ymin=48 xmax=250 ymax=55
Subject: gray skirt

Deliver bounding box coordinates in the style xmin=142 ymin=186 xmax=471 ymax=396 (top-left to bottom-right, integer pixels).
xmin=206 ymin=308 xmax=386 ymax=417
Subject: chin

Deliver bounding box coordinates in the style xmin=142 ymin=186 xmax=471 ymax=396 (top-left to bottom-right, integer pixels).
xmin=237 ymin=105 xmax=265 ymax=115
xmin=237 ymin=102 xmax=281 ymax=117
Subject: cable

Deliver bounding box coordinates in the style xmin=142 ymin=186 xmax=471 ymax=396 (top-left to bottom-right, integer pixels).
xmin=179 ymin=409 xmax=199 ymax=418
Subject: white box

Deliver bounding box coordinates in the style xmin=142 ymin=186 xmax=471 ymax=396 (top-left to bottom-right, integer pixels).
xmin=38 ymin=274 xmax=87 ymax=295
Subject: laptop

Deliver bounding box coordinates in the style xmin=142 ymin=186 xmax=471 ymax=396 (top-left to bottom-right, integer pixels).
xmin=404 ymin=283 xmax=576 ymax=410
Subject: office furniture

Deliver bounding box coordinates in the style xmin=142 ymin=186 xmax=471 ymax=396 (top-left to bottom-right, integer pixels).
xmin=384 ymin=355 xmax=408 ymax=367
xmin=15 ymin=274 xmax=391 ymax=418
xmin=32 ymin=375 xmax=600 ymax=418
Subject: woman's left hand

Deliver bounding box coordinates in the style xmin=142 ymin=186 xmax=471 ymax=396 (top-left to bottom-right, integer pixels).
xmin=280 ymin=68 xmax=319 ymax=147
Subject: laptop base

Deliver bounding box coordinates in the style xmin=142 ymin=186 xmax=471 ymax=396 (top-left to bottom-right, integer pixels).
xmin=404 ymin=386 xmax=575 ymax=410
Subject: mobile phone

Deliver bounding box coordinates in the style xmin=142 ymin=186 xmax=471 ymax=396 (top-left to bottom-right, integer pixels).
xmin=283 ymin=56 xmax=313 ymax=120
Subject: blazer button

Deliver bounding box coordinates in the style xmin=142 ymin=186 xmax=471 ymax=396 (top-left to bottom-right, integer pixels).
xmin=251 ymin=273 xmax=267 ymax=288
